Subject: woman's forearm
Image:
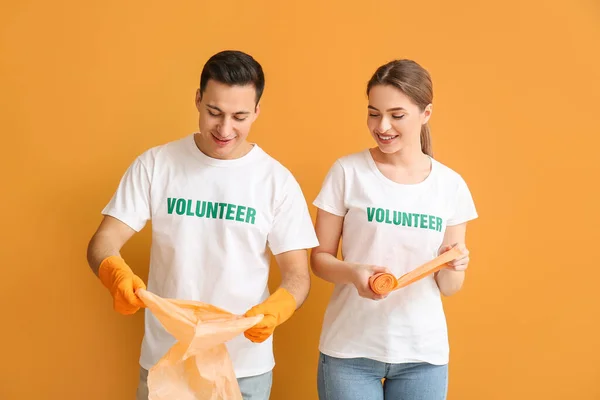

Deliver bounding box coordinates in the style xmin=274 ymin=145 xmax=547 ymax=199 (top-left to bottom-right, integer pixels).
xmin=310 ymin=252 xmax=357 ymax=285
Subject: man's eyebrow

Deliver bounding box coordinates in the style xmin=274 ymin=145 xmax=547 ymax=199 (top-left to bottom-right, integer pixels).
xmin=207 ymin=105 xmax=250 ymax=114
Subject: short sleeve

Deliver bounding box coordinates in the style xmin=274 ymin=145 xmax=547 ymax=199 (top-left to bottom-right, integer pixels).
xmin=312 ymin=160 xmax=347 ymax=217
xmin=101 ymin=157 xmax=152 ymax=232
xmin=267 ymin=176 xmax=319 ymax=255
xmin=447 ymin=176 xmax=478 ymax=226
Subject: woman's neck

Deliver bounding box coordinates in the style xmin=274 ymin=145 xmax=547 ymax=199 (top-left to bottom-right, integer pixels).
xmin=370 ymin=145 xmax=429 ymax=168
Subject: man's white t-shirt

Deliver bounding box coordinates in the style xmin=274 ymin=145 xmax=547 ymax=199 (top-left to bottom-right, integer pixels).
xmin=101 ymin=133 xmax=319 ymax=378
xmin=313 ymin=149 xmax=478 ymax=365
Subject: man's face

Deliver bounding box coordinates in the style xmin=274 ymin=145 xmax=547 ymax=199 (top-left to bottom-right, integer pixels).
xmin=195 ymin=79 xmax=260 ymax=160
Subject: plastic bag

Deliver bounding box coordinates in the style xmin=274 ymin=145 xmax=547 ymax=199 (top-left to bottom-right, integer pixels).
xmin=369 ymin=246 xmax=465 ymax=294
xmin=136 ymin=289 xmax=263 ymax=400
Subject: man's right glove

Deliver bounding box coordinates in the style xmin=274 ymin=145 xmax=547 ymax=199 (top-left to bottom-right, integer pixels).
xmin=98 ymin=256 xmax=146 ymax=315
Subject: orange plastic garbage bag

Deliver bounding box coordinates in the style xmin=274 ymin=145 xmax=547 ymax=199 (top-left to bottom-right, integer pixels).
xmin=369 ymin=246 xmax=465 ymax=295
xmin=136 ymin=289 xmax=263 ymax=400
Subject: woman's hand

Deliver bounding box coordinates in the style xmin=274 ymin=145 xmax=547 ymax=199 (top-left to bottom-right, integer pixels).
xmin=350 ymin=264 xmax=393 ymax=300
xmin=438 ymin=242 xmax=470 ymax=271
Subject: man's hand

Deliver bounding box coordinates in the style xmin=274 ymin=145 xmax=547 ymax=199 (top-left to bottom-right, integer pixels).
xmin=243 ymin=288 xmax=297 ymax=343
xmin=98 ymin=256 xmax=146 ymax=315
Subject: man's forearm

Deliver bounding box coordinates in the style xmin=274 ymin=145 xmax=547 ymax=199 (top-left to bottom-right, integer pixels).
xmin=273 ymin=249 xmax=312 ymax=309
xmin=86 ymin=215 xmax=138 ymax=311
xmin=279 ymin=270 xmax=310 ymax=309
xmin=86 ymin=232 xmax=122 ymax=276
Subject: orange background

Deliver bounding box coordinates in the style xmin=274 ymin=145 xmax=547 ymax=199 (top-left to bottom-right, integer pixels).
xmin=1 ymin=0 xmax=599 ymax=399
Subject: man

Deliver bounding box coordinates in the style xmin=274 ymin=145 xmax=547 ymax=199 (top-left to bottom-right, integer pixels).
xmin=86 ymin=50 xmax=319 ymax=399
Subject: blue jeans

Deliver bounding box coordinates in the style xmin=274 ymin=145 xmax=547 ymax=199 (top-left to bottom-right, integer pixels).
xmin=136 ymin=367 xmax=272 ymax=400
xmin=317 ymin=353 xmax=448 ymax=400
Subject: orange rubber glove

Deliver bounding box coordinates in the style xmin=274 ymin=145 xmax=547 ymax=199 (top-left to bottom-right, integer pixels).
xmin=98 ymin=256 xmax=146 ymax=315
xmin=244 ymin=288 xmax=297 ymax=343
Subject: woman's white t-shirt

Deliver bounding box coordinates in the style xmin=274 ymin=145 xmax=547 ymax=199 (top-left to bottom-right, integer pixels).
xmin=313 ymin=150 xmax=478 ymax=365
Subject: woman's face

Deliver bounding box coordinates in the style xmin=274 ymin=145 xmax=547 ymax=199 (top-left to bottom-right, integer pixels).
xmin=367 ymin=84 xmax=431 ymax=154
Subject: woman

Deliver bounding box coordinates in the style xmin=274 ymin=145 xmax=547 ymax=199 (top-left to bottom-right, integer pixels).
xmin=311 ymin=59 xmax=478 ymax=400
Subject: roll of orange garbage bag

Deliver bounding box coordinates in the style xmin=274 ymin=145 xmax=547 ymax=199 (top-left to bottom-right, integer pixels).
xmin=369 ymin=247 xmax=465 ymax=295
xmin=136 ymin=289 xmax=263 ymax=400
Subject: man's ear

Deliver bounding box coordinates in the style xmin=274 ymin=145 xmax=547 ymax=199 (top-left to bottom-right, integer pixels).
xmin=254 ymin=103 xmax=261 ymax=120
xmin=195 ymin=89 xmax=202 ymax=111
